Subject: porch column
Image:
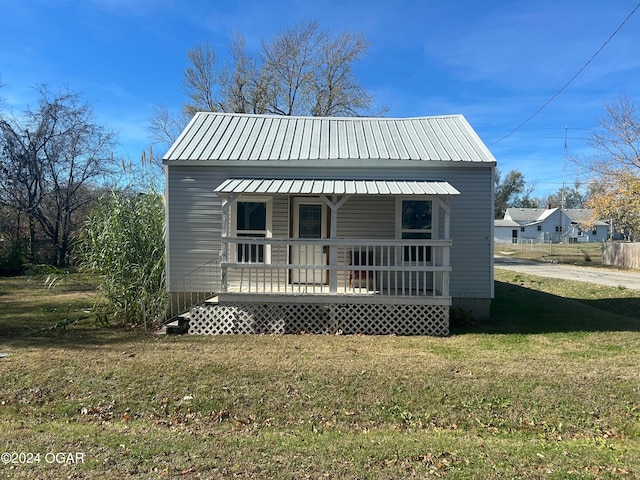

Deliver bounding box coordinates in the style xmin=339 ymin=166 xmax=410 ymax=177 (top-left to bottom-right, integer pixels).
xmin=436 ymin=196 xmax=452 ymax=240
xmin=321 ymin=194 xmax=350 ymax=294
xmin=220 ymin=194 xmax=239 ymax=293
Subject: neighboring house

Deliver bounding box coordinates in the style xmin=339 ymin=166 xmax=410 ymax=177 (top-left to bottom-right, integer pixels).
xmin=494 ymin=207 xmax=609 ymax=243
xmin=564 ymin=209 xmax=610 ymax=242
xmin=164 ymin=112 xmax=496 ymax=336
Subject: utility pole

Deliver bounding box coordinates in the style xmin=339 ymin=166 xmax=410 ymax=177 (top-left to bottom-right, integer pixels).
xmin=560 ymin=125 xmax=568 ymax=242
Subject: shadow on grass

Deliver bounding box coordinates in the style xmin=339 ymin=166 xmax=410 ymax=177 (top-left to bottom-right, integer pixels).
xmin=0 ymin=323 xmax=152 ymax=349
xmin=3 ymin=276 xmax=640 ymax=345
xmin=453 ymin=280 xmax=640 ymax=335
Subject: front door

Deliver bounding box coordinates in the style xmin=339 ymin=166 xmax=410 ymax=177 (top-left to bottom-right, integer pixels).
xmin=292 ymin=198 xmax=327 ymax=284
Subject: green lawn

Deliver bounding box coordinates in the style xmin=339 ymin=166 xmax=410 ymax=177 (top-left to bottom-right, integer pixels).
xmin=1 ymin=272 xmax=639 ymax=479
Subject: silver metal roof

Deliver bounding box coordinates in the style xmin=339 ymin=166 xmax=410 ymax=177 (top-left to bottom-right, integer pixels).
xmin=164 ymin=112 xmax=496 ymax=163
xmin=505 ymin=208 xmax=556 ymax=223
xmin=214 ymin=178 xmax=460 ymax=196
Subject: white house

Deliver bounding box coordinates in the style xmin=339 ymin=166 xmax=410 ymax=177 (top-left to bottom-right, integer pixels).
xmin=495 ymin=207 xmax=609 ymax=243
xmin=163 ymin=112 xmax=497 ymax=335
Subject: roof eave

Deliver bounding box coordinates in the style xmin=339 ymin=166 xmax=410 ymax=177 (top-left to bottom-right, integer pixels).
xmin=163 ymin=158 xmax=496 ymax=167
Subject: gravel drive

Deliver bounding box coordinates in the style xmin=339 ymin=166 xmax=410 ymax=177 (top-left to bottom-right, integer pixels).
xmin=494 ymin=256 xmax=640 ymax=291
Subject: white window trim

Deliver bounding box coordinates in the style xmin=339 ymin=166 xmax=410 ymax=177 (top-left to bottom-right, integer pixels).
xmin=231 ymin=196 xmax=273 ymax=263
xmin=395 ymin=197 xmax=438 ymax=240
xmin=395 ymin=197 xmax=438 ymax=265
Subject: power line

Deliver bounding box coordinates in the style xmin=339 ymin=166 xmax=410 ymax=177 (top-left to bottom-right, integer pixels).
xmin=490 ymin=1 xmax=640 ymax=146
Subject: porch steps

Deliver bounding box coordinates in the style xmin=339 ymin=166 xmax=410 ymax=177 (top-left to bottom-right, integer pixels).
xmin=205 ymin=296 xmax=220 ymax=305
xmin=158 ymin=297 xmax=219 ymax=335
xmin=156 ymin=312 xmax=191 ymax=335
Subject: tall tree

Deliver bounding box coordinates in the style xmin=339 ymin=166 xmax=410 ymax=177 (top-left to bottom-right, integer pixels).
xmin=218 ymin=32 xmax=270 ymax=114
xmin=544 ymin=183 xmax=587 ymax=209
xmin=580 ymin=93 xmax=640 ymax=236
xmin=311 ymin=29 xmax=373 ymax=116
xmin=149 ymin=20 xmax=381 ymax=145
xmin=0 ymin=86 xmax=115 ymax=265
xmin=183 ymin=41 xmax=221 ymax=117
xmin=494 ymin=169 xmax=534 ymax=218
xmin=260 ymin=20 xmax=325 ymax=116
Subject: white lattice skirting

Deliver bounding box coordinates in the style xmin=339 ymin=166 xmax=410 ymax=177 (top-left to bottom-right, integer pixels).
xmin=188 ymin=302 xmax=449 ymax=336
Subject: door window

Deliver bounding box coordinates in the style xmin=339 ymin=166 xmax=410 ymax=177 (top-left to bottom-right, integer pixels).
xmin=298 ymin=204 xmax=323 ymax=239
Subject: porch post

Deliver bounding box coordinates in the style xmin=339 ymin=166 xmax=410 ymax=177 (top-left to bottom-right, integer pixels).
xmin=438 ymin=196 xmax=452 ymax=240
xmin=329 ymin=196 xmax=339 ymax=294
xmin=220 ymin=194 xmax=239 ymax=293
xmin=321 ymin=194 xmax=350 ymax=294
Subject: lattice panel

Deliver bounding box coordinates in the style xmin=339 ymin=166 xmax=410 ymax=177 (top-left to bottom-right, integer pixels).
xmin=189 ymin=302 xmax=449 ymax=336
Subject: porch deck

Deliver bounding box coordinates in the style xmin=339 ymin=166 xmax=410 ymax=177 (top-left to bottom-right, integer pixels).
xmin=221 ymin=279 xmax=451 ymax=305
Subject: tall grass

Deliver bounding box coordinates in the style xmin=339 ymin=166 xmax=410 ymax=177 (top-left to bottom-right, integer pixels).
xmin=76 ymin=190 xmax=166 ymax=326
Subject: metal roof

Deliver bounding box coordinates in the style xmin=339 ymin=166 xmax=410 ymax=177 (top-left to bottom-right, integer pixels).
xmin=164 ymin=112 xmax=496 ymax=163
xmin=564 ymin=209 xmax=608 ymax=225
xmin=494 ymin=219 xmax=520 ymax=227
xmin=214 ymin=178 xmax=460 ymax=196
xmin=504 ymin=208 xmax=610 ymax=226
xmin=505 ymin=208 xmax=556 ymax=223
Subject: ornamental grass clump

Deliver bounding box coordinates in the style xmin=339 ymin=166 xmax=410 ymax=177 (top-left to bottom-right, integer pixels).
xmin=77 ymin=189 xmax=166 ymax=326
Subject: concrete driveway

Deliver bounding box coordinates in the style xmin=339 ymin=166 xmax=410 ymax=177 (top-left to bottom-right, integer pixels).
xmin=494 ymin=256 xmax=640 ymax=291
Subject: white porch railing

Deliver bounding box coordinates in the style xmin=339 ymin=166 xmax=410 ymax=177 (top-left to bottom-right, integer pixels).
xmin=221 ymin=237 xmax=451 ymax=299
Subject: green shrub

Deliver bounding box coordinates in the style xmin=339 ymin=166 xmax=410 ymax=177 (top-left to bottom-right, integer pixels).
xmin=0 ymin=239 xmax=27 ymax=276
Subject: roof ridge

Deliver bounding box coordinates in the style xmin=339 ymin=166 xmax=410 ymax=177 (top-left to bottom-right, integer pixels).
xmin=192 ymin=112 xmax=464 ymax=122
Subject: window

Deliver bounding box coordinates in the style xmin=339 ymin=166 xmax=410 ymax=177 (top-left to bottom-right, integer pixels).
xmin=399 ymin=199 xmax=432 ymax=263
xmin=234 ymin=199 xmax=270 ymax=263
xmin=520 ymin=227 xmax=525 ymax=232
xmin=537 ymin=225 xmax=542 ymax=231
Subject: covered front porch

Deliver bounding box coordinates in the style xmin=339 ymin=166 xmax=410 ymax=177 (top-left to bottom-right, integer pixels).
xmin=183 ymin=178 xmax=459 ymax=336
xmin=216 ymin=178 xmax=458 ymax=304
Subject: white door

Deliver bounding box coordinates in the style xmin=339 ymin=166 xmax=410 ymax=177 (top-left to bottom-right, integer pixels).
xmin=292 ymin=198 xmax=327 ymax=284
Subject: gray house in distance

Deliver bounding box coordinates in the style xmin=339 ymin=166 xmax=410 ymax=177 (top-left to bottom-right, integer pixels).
xmin=163 ymin=112 xmax=497 ymax=335
xmin=495 ymin=207 xmax=609 ymax=243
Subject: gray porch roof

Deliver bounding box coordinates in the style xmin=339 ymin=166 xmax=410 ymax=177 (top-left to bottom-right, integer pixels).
xmin=214 ymin=178 xmax=460 ymax=196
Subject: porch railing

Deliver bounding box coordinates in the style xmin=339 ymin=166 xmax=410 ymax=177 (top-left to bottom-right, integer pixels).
xmin=221 ymin=237 xmax=451 ymax=299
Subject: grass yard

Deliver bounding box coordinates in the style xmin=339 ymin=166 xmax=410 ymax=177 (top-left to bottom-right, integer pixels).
xmin=1 ymin=271 xmax=640 ymax=479
xmin=496 ymin=242 xmax=605 ymax=266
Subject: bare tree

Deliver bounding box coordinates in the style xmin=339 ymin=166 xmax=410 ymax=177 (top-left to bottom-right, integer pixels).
xmin=587 ymin=93 xmax=640 ymax=173
xmin=311 ymin=30 xmax=373 ymax=116
xmin=148 ymin=20 xmax=381 ymax=147
xmin=183 ymin=41 xmax=222 ymax=117
xmin=260 ymin=20 xmax=326 ymax=116
xmin=0 ymin=86 xmax=116 ymax=265
xmin=219 ymin=32 xmax=270 ymax=114
xmin=581 ymin=93 xmax=640 ymax=236
xmin=148 ymin=104 xmax=188 ymax=146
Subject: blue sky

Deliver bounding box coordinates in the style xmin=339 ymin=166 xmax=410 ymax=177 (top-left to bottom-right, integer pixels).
xmin=1 ymin=0 xmax=639 ymax=199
